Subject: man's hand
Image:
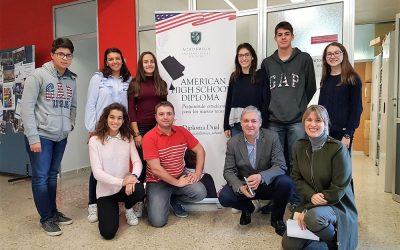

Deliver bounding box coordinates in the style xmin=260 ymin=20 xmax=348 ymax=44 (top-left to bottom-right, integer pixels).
xmin=311 ymin=193 xmax=328 ymax=205
xmin=176 ymin=175 xmax=191 ymax=187
xmin=187 ymin=172 xmax=201 ymax=184
xmin=239 ymin=185 xmax=255 ymax=198
xmin=30 ymin=143 xmax=42 ymax=153
xmin=246 ymin=174 xmax=262 ymax=190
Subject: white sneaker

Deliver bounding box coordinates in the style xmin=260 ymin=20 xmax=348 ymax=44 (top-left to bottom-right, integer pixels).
xmin=87 ymin=204 xmax=98 ymax=223
xmin=232 ymin=208 xmax=241 ymax=214
xmin=125 ymin=208 xmax=139 ymax=226
xmin=133 ymin=201 xmax=144 ymax=218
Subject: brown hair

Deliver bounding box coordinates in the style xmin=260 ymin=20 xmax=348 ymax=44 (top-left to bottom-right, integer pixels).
xmin=155 ymin=101 xmax=175 ymax=114
xmin=320 ymin=42 xmax=360 ymax=87
xmin=230 ymin=43 xmax=258 ymax=84
xmin=92 ymin=103 xmax=133 ymax=144
xmin=128 ymin=51 xmax=168 ymax=98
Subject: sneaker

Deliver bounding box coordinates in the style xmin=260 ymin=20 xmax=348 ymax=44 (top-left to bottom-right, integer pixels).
xmin=42 ymin=220 xmax=62 ymax=236
xmin=87 ymin=204 xmax=98 ymax=223
xmin=171 ymin=201 xmax=188 ymax=218
xmin=132 ymin=201 xmax=144 ymax=218
xmin=231 ymin=208 xmax=241 ymax=214
xmin=125 ymin=208 xmax=139 ymax=226
xmin=53 ymin=211 xmax=73 ymax=225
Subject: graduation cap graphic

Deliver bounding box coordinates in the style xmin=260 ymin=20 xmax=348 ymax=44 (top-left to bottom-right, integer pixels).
xmin=161 ymin=56 xmax=185 ymax=90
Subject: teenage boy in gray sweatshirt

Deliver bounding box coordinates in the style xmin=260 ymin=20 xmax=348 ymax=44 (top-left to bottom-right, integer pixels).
xmin=21 ymin=38 xmax=77 ymax=236
xmin=261 ymin=21 xmax=316 ymax=173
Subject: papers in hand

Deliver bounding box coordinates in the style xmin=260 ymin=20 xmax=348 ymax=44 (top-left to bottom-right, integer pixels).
xmin=286 ymin=219 xmax=320 ymax=241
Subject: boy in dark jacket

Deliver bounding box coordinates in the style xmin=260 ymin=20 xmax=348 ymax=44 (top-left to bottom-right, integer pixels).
xmin=261 ymin=21 xmax=316 ymax=172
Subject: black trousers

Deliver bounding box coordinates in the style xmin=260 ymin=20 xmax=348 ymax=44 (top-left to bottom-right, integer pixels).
xmin=97 ymin=183 xmax=145 ymax=240
xmin=137 ymin=123 xmax=155 ymax=183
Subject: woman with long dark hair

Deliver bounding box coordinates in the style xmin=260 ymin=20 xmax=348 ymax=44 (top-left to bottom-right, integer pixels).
xmin=85 ymin=48 xmax=131 ymax=223
xmin=223 ymin=43 xmax=268 ymax=138
xmin=127 ymin=51 xmax=168 ymax=216
xmin=318 ymin=42 xmax=362 ymax=151
xmin=88 ymin=103 xmax=144 ymax=239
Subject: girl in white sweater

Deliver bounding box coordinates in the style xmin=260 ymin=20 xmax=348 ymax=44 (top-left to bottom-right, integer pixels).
xmin=88 ymin=103 xmax=144 ymax=239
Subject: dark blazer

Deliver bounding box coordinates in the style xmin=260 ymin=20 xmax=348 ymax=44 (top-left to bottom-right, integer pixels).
xmin=223 ymin=128 xmax=286 ymax=192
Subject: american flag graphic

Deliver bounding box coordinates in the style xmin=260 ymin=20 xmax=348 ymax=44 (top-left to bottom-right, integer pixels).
xmin=56 ymin=83 xmax=66 ymax=99
xmin=45 ymin=83 xmax=55 ymax=100
xmin=155 ymin=12 xmax=236 ymax=34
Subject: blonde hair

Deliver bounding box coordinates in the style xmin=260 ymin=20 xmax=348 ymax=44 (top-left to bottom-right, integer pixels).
xmin=302 ymin=105 xmax=330 ymax=134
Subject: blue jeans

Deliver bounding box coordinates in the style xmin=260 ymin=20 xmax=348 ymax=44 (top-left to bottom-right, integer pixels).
xmin=267 ymin=122 xmax=305 ymax=170
xmin=282 ymin=206 xmax=337 ymax=250
xmin=25 ymin=136 xmax=68 ymax=223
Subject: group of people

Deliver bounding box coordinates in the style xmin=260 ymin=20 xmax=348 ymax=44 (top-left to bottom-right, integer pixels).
xmin=20 ymin=20 xmax=361 ymax=249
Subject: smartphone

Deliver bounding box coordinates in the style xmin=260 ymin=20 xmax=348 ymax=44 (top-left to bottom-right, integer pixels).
xmin=244 ymin=177 xmax=255 ymax=196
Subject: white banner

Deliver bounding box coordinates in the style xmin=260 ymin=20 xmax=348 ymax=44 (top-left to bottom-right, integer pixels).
xmin=155 ymin=11 xmax=236 ymax=189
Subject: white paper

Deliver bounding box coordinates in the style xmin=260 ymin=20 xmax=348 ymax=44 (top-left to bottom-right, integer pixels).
xmin=286 ymin=219 xmax=320 ymax=241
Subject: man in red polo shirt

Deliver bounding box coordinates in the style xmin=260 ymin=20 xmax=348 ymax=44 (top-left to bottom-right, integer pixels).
xmin=142 ymin=101 xmax=207 ymax=227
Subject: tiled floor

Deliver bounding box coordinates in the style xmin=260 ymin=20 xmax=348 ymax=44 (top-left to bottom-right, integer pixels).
xmin=0 ymin=155 xmax=399 ymax=249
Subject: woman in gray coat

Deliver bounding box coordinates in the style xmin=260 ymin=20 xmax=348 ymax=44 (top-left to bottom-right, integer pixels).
xmin=282 ymin=105 xmax=358 ymax=250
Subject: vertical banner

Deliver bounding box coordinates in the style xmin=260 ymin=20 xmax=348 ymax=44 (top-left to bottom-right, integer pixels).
xmin=156 ymin=11 xmax=236 ymax=190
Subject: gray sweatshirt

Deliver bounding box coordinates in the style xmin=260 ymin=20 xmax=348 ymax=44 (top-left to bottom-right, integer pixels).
xmin=21 ymin=61 xmax=77 ymax=144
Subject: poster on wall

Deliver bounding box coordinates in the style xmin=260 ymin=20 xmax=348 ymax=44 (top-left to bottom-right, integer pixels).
xmin=156 ymin=11 xmax=236 ymax=190
xmin=0 ymin=45 xmax=35 ymax=134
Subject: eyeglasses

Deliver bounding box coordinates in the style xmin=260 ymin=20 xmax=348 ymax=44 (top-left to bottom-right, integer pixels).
xmin=238 ymin=53 xmax=251 ymax=59
xmin=326 ymin=51 xmax=343 ymax=58
xmin=54 ymin=52 xmax=73 ymax=60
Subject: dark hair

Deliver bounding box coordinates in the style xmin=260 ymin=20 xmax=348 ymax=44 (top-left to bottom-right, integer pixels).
xmin=92 ymin=103 xmax=133 ymax=144
xmin=230 ymin=43 xmax=258 ymax=84
xmin=101 ymin=48 xmax=131 ymax=82
xmin=320 ymin=42 xmax=359 ymax=87
xmin=155 ymin=101 xmax=175 ymax=114
xmin=274 ymin=21 xmax=293 ymax=36
xmin=128 ymin=51 xmax=168 ymax=98
xmin=51 ymin=38 xmax=74 ymax=53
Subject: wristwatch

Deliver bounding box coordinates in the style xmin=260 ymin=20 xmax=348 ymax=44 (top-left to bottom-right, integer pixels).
xmin=343 ymin=134 xmax=350 ymax=139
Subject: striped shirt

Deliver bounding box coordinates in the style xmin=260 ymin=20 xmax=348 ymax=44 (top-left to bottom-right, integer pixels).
xmin=142 ymin=125 xmax=199 ymax=182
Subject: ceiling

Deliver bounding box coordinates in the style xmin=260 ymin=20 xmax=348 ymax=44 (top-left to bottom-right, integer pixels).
xmin=266 ymin=0 xmax=400 ymax=24
xmin=355 ymin=0 xmax=400 ymax=24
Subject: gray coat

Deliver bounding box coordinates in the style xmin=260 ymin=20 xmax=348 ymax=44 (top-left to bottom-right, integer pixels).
xmin=223 ymin=128 xmax=286 ymax=192
xmin=292 ymin=137 xmax=358 ymax=250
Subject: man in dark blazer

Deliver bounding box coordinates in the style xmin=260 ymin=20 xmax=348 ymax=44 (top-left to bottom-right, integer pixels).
xmin=218 ymin=106 xmax=294 ymax=236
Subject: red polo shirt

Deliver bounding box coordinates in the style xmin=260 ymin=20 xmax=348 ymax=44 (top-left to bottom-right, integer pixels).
xmin=142 ymin=125 xmax=199 ymax=182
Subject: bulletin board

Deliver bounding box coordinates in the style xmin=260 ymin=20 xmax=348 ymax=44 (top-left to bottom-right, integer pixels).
xmin=0 ymin=45 xmax=35 ymax=176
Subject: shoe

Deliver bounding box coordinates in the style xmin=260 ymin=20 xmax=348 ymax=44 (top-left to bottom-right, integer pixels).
xmin=231 ymin=208 xmax=241 ymax=214
xmin=52 ymin=211 xmax=73 ymax=225
xmin=87 ymin=204 xmax=98 ymax=223
xmin=42 ymin=220 xmax=62 ymax=236
xmin=125 ymin=208 xmax=139 ymax=226
xmin=171 ymin=201 xmax=188 ymax=218
xmin=271 ymin=220 xmax=286 ymax=236
xmin=133 ymin=201 xmax=144 ymax=218
xmin=239 ymin=210 xmax=252 ymax=225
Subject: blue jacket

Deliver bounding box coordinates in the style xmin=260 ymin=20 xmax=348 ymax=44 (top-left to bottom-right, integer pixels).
xmin=84 ymin=72 xmax=130 ymax=132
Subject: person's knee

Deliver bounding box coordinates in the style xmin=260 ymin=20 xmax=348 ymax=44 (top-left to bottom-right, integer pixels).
xmin=100 ymin=227 xmax=117 ymax=240
xmin=190 ymin=182 xmax=207 ymax=202
xmin=275 ymin=175 xmax=294 ymax=193
xmin=148 ymin=214 xmax=168 ymax=228
xmin=218 ymin=187 xmax=233 ymax=207
xmin=304 ymin=209 xmax=323 ymax=231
